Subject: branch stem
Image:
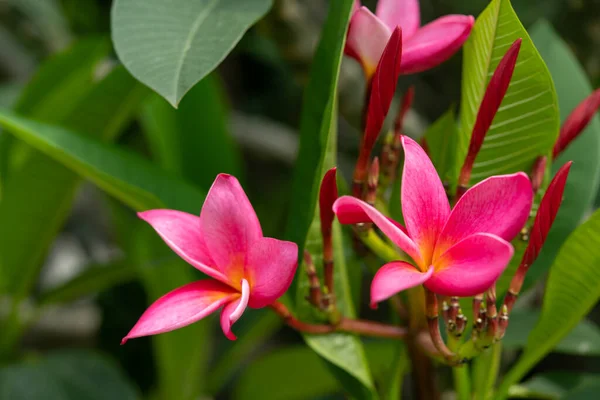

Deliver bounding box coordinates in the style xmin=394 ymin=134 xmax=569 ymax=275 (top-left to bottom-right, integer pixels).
xmin=269 ymin=301 xmax=407 ymax=340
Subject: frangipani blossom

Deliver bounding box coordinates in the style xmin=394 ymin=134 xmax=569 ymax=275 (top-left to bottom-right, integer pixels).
xmin=334 ymin=136 xmax=533 ymax=303
xmin=346 ymin=0 xmax=474 ymax=79
xmin=122 ymin=174 xmax=298 ymax=342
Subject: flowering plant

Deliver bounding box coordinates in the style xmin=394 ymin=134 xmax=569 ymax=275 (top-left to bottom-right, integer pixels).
xmin=0 ymin=0 xmax=599 ymax=399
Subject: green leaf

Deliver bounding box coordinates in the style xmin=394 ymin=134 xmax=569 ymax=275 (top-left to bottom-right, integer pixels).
xmin=497 ymin=209 xmax=600 ymax=398
xmin=111 ymin=0 xmax=272 ymax=107
xmin=283 ymin=0 xmax=375 ymax=397
xmin=38 ymin=260 xmax=137 ymax=306
xmin=512 ymin=371 xmax=599 ymax=400
xmin=0 ymin=350 xmax=138 ymax=400
xmin=0 ymin=365 xmax=68 ymax=400
xmin=140 ymin=73 xmax=242 ymax=188
xmin=0 ymin=38 xmax=109 ymax=188
xmin=457 ymin=0 xmax=559 ymax=184
xmin=0 ymin=67 xmax=148 ymax=296
xmin=0 ymin=110 xmax=205 ymax=214
xmin=423 ymin=107 xmax=459 ymax=183
xmin=522 ymin=20 xmax=600 ymax=291
xmin=563 ymin=382 xmax=600 ymax=400
xmin=503 ymin=309 xmax=600 ymax=356
xmin=233 ymin=342 xmax=397 ymax=400
xmin=5 ymin=0 xmax=71 ymax=51
xmin=207 ymin=309 xmax=282 ymax=395
xmin=41 ymin=350 xmax=139 ymax=400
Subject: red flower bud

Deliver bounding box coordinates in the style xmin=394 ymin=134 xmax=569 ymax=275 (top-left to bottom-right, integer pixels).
xmin=319 ymin=167 xmax=338 ymax=242
xmin=353 ymin=26 xmax=402 ymax=197
xmin=459 ymin=39 xmax=522 ymax=187
xmin=553 ymin=89 xmax=600 ymax=158
xmin=530 ymin=156 xmax=547 ymax=193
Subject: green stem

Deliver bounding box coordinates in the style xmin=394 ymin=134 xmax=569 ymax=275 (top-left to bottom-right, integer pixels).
xmin=449 ymin=335 xmax=471 ymax=400
xmin=473 ymin=342 xmax=502 ymax=400
xmin=360 ymin=229 xmax=408 ymax=263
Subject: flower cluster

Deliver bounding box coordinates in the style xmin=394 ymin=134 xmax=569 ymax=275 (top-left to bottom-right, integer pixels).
xmin=123 ymin=0 xmax=591 ymax=353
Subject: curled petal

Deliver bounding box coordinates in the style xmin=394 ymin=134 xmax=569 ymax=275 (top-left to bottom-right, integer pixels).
xmin=138 ymin=210 xmax=228 ymax=284
xmin=427 ymin=233 xmax=513 ymax=297
xmin=522 ymin=162 xmax=572 ymax=268
xmin=200 ymin=174 xmax=263 ymax=284
xmin=401 ymin=136 xmax=450 ymax=263
xmin=345 ymin=6 xmax=391 ymax=79
xmin=376 ymin=0 xmax=420 ymax=38
xmin=371 ymin=262 xmax=433 ymax=307
xmin=246 ymin=237 xmax=298 ymax=308
xmin=434 ymin=172 xmax=533 ymax=259
xmin=401 ymin=15 xmax=474 ymax=74
xmin=333 ymin=196 xmax=422 ymax=264
xmin=220 ymin=279 xmax=250 ymax=340
xmin=553 ymin=89 xmax=600 ymax=158
xmin=122 ymin=280 xmax=238 ymax=344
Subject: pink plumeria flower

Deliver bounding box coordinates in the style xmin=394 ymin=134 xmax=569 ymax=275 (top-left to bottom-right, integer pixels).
xmin=346 ymin=0 xmax=474 ymax=79
xmin=122 ymin=174 xmax=298 ymax=342
xmin=333 ymin=136 xmax=533 ymax=304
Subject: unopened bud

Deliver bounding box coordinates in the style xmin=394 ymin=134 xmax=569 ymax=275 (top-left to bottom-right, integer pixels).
xmin=530 ymin=156 xmax=547 ymax=193
xmin=553 ymin=89 xmax=600 ymax=158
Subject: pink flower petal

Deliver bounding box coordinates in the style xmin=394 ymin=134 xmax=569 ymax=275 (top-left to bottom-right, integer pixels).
xmin=427 ymin=233 xmax=514 ymax=297
xmin=345 ymin=6 xmax=392 ymax=79
xmin=371 ymin=262 xmax=433 ymax=307
xmin=400 ymin=136 xmax=450 ymax=264
xmin=121 ymin=280 xmax=238 ymax=344
xmin=401 ymin=15 xmax=474 ymax=74
xmin=333 ymin=196 xmax=422 ymax=264
xmin=246 ymin=237 xmax=298 ymax=308
xmin=434 ymin=172 xmax=532 ymax=259
xmin=138 ymin=209 xmax=228 ymax=284
xmin=376 ymin=0 xmax=420 ymax=38
xmin=200 ymin=174 xmax=263 ymax=285
xmin=220 ymin=279 xmax=250 ymax=340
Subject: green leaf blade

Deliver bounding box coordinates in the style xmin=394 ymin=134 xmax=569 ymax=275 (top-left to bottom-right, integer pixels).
xmin=458 ymin=0 xmax=559 ymax=183
xmin=522 ymin=20 xmax=600 ymax=290
xmin=497 ymin=209 xmax=600 ymax=398
xmin=111 ymin=0 xmax=272 ymax=106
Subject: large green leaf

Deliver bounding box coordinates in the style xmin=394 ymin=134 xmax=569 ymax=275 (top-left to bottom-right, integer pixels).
xmin=521 ymin=20 xmax=600 ymax=290
xmin=496 ymin=209 xmax=600 ymax=399
xmin=207 ymin=309 xmax=282 ymax=395
xmin=283 ymin=0 xmax=375 ymax=397
xmin=111 ymin=0 xmax=272 ymax=107
xmin=503 ymin=310 xmax=600 ymax=356
xmin=38 ymin=260 xmax=137 ymax=306
xmin=457 ymin=0 xmax=559 ymax=184
xmin=424 ymin=107 xmax=459 ymax=183
xmin=0 ymin=38 xmax=109 ymax=189
xmin=5 ymin=0 xmax=71 ymax=51
xmin=0 ymin=350 xmax=138 ymax=400
xmin=140 ymin=73 xmax=242 ymax=188
xmin=0 ymin=110 xmax=204 ymax=214
xmin=233 ymin=342 xmax=397 ymax=400
xmin=512 ymin=371 xmax=599 ymax=400
xmin=0 ymin=67 xmax=148 ymax=296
